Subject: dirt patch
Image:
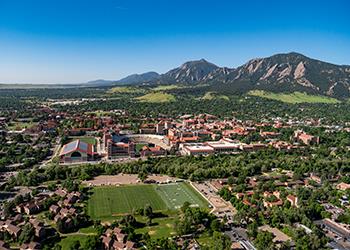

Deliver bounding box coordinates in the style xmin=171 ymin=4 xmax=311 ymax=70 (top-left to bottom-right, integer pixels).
xmin=82 ymin=174 xmax=180 ymax=187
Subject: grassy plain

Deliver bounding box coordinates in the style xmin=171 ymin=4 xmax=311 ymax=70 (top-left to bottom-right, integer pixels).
xmin=87 ymin=185 xmax=167 ymax=220
xmin=152 ymin=85 xmax=185 ymax=91
xmin=248 ymin=90 xmax=340 ymax=104
xmin=156 ymin=182 xmax=209 ymax=209
xmin=87 ymin=183 xmax=208 ymax=221
xmin=201 ymin=91 xmax=230 ymax=101
xmin=135 ymin=92 xmax=176 ymax=103
xmin=107 ymin=86 xmax=142 ymax=94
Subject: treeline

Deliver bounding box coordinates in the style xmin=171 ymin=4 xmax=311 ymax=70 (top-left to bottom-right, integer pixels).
xmin=4 ymin=147 xmax=350 ymax=190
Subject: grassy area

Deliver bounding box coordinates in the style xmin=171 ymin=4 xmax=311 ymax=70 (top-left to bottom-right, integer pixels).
xmin=59 ymin=235 xmax=90 ymax=250
xmin=69 ymin=136 xmax=97 ymax=145
xmin=136 ymin=92 xmax=176 ymax=103
xmin=152 ymin=85 xmax=185 ymax=91
xmin=156 ymin=182 xmax=209 ymax=210
xmin=248 ymin=90 xmax=340 ymax=104
xmin=87 ymin=183 xmax=208 ymax=221
xmin=87 ymin=185 xmax=167 ymax=220
xmin=107 ymin=86 xmax=142 ymax=94
xmin=201 ymin=92 xmax=230 ymax=101
xmin=78 ymin=226 xmax=98 ymax=234
xmin=7 ymin=121 xmax=37 ymax=130
xmin=196 ymin=231 xmax=214 ymax=247
xmin=134 ymin=213 xmax=177 ymax=238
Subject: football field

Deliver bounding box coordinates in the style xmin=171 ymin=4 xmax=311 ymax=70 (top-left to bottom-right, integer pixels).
xmin=155 ymin=182 xmax=208 ymax=209
xmin=87 ymin=185 xmax=167 ymax=220
xmin=87 ymin=182 xmax=209 ymax=220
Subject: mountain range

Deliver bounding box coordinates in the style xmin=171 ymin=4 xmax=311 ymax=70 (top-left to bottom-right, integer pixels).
xmin=89 ymin=52 xmax=350 ymax=98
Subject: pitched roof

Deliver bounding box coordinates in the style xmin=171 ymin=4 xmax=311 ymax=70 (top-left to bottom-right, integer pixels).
xmin=59 ymin=139 xmax=93 ymax=156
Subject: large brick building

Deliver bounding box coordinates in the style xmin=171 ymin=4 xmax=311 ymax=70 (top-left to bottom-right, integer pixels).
xmin=59 ymin=139 xmax=94 ymax=163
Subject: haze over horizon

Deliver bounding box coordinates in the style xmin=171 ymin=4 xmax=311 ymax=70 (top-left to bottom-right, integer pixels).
xmin=0 ymin=0 xmax=350 ymax=84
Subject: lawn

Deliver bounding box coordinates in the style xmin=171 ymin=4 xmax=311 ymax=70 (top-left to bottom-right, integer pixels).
xmin=134 ymin=213 xmax=177 ymax=238
xmin=155 ymin=182 xmax=209 ymax=209
xmin=59 ymin=235 xmax=90 ymax=250
xmin=7 ymin=121 xmax=37 ymax=131
xmin=201 ymin=91 xmax=229 ymax=101
xmin=87 ymin=185 xmax=167 ymax=220
xmin=87 ymin=183 xmax=209 ymax=221
xmin=152 ymin=85 xmax=184 ymax=91
xmin=248 ymin=90 xmax=340 ymax=104
xmin=135 ymin=92 xmax=176 ymax=103
xmin=107 ymin=86 xmax=142 ymax=94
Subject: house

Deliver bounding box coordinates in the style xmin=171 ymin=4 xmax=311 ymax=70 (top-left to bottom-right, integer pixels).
xmin=294 ymin=130 xmax=319 ymax=145
xmin=49 ymin=205 xmax=60 ymax=214
xmin=263 ymin=191 xmax=283 ymax=208
xmin=20 ymin=242 xmax=41 ymax=250
xmin=59 ymin=139 xmax=95 ymax=163
xmin=101 ymin=235 xmax=113 ymax=250
xmin=6 ymin=223 xmax=22 ymax=239
xmin=115 ymin=232 xmax=127 ymax=243
xmin=286 ymin=195 xmax=298 ymax=207
xmin=336 ymin=182 xmax=350 ymax=191
xmin=113 ymin=241 xmax=125 ymax=250
xmin=125 ymin=241 xmax=136 ymax=249
xmin=0 ymin=240 xmax=10 ymax=250
xmin=54 ymin=188 xmax=67 ymax=197
xmin=29 ymin=219 xmax=46 ymax=239
xmin=24 ymin=202 xmax=40 ymax=215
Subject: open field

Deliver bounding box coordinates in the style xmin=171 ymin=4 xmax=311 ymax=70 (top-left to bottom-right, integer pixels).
xmin=248 ymin=90 xmax=340 ymax=104
xmin=107 ymin=86 xmax=142 ymax=94
xmin=59 ymin=235 xmax=91 ymax=249
xmin=87 ymin=182 xmax=208 ymax=220
xmin=87 ymin=185 xmax=167 ymax=220
xmin=134 ymin=213 xmax=177 ymax=238
xmin=156 ymin=182 xmax=209 ymax=209
xmin=201 ymin=91 xmax=229 ymax=101
xmin=7 ymin=121 xmax=37 ymax=130
xmin=136 ymin=92 xmax=176 ymax=103
xmin=152 ymin=85 xmax=185 ymax=91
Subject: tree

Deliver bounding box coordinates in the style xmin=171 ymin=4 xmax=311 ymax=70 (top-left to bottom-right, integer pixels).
xmin=247 ymin=221 xmax=258 ymax=239
xmin=144 ymin=205 xmax=153 ymax=225
xmin=254 ymin=231 xmax=274 ymax=250
xmin=207 ymin=231 xmax=231 ymax=250
xmin=138 ymin=171 xmax=148 ymax=182
xmin=68 ymin=240 xmax=80 ymax=250
xmin=210 ymin=219 xmax=222 ymax=232
xmin=18 ymin=224 xmax=35 ymax=244
xmin=81 ymin=236 xmax=99 ymax=250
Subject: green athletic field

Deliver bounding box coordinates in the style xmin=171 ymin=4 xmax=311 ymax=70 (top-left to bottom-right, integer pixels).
xmin=87 ymin=185 xmax=167 ymax=220
xmin=87 ymin=182 xmax=209 ymax=220
xmin=155 ymin=182 xmax=208 ymax=209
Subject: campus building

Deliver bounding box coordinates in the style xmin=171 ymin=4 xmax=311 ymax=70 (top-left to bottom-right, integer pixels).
xmin=103 ymin=132 xmax=135 ymax=159
xmin=59 ymin=139 xmax=94 ymax=163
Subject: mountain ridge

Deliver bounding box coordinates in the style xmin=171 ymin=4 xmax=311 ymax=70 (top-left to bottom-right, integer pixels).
xmin=84 ymin=52 xmax=350 ymax=98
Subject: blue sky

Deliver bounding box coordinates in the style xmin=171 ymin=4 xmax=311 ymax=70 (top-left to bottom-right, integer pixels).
xmin=0 ymin=0 xmax=349 ymax=84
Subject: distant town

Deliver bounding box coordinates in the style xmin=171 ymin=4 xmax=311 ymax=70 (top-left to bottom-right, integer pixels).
xmin=1 ymin=86 xmax=350 ymax=250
